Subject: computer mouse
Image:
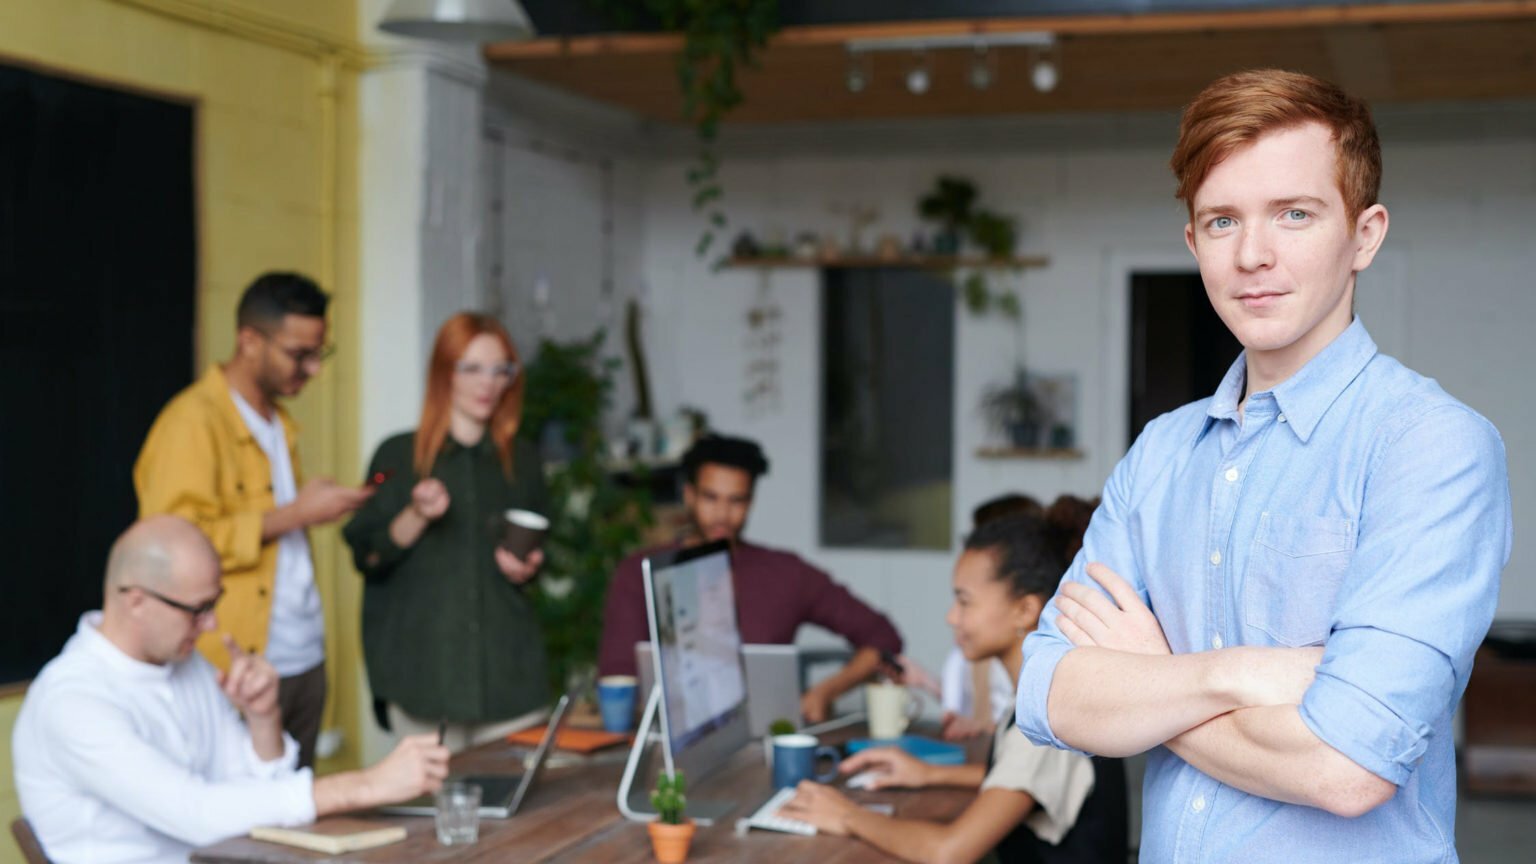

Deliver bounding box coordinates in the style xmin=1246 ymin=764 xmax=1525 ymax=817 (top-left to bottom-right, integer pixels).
xmin=846 ymin=770 xmax=882 ymax=790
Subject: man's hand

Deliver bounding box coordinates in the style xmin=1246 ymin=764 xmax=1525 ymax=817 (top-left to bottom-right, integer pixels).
xmin=293 ymin=477 xmax=373 ymax=527
xmin=1056 ymin=563 xmax=1172 ymax=656
xmin=410 ymin=478 xmax=450 ymax=521
xmin=800 ymin=684 xmax=834 ymax=724
xmin=218 ymin=635 xmax=279 ymax=722
xmin=494 ymin=547 xmax=544 ymax=584
xmin=779 ymin=781 xmax=861 ymax=836
xmin=838 ymin=746 xmax=930 ymax=790
xmin=362 ymin=734 xmax=451 ymax=805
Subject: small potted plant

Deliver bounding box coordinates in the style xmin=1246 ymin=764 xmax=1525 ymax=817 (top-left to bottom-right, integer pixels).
xmin=764 ymin=717 xmax=797 ymax=766
xmin=981 ymin=368 xmax=1046 ymax=450
xmin=648 ymin=771 xmax=694 ymax=863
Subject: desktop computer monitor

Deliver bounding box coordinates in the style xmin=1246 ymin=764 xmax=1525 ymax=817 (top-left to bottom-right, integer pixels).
xmin=641 ymin=539 xmax=752 ymax=785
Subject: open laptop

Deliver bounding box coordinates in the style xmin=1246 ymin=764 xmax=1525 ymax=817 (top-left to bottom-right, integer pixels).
xmin=636 ymin=642 xmax=801 ymax=737
xmin=380 ymin=693 xmax=571 ymax=819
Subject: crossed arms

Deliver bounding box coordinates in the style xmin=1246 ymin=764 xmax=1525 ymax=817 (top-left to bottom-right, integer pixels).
xmin=1047 ymin=564 xmax=1391 ymax=818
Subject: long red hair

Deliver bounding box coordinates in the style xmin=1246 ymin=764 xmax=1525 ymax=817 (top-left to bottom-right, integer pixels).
xmin=414 ymin=313 xmax=524 ymax=479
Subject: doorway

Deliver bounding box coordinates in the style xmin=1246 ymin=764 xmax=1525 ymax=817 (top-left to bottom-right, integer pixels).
xmin=1128 ymin=272 xmax=1242 ymax=446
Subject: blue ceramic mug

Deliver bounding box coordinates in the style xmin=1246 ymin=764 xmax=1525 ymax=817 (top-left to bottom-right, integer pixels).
xmin=771 ymin=734 xmax=840 ymax=789
xmin=596 ymin=675 xmax=637 ymax=733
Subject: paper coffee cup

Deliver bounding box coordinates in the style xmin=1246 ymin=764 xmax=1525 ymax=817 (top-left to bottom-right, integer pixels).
xmin=499 ymin=509 xmax=549 ymax=559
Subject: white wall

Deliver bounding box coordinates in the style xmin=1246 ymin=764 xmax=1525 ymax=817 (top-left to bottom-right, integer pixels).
xmin=477 ymin=84 xmax=1536 ymax=698
xmin=623 ymin=107 xmax=1536 ymax=687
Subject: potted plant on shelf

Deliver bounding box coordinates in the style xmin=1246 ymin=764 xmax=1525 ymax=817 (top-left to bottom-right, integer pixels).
xmin=981 ymin=367 xmax=1046 ymax=450
xmin=648 ymin=771 xmax=694 ymax=863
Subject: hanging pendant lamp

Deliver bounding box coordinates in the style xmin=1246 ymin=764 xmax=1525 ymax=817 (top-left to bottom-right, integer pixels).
xmin=379 ymin=0 xmax=536 ymax=43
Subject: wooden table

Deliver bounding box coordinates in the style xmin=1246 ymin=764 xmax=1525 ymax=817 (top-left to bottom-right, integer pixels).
xmin=194 ymin=728 xmax=975 ymax=863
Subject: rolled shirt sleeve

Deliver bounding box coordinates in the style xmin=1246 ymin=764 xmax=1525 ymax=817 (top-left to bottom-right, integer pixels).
xmin=1018 ymin=433 xmax=1149 ymax=752
xmin=1299 ymin=404 xmax=1510 ymax=786
xmin=800 ymin=563 xmax=904 ymax=656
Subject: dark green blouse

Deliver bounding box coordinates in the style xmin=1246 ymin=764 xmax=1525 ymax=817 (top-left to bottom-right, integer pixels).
xmin=344 ymin=431 xmax=550 ymax=723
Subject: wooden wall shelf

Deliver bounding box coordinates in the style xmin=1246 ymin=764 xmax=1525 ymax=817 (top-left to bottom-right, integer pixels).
xmin=724 ymin=255 xmax=1049 ymax=271
xmin=976 ymin=447 xmax=1085 ymax=461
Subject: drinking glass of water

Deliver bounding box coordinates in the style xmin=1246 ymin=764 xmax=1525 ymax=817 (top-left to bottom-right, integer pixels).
xmin=435 ymin=781 xmax=481 ymax=846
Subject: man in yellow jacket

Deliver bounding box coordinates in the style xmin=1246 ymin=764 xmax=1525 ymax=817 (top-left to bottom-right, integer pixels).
xmin=134 ymin=272 xmax=372 ymax=767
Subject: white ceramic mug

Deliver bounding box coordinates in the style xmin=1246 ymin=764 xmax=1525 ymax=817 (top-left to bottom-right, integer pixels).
xmin=865 ymin=682 xmax=921 ymax=740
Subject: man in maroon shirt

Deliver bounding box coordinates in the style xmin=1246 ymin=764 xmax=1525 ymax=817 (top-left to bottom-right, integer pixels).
xmin=597 ymin=434 xmax=903 ymax=722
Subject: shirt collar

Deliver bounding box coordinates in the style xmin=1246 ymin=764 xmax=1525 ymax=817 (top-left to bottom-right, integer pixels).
xmin=73 ymin=612 xmax=176 ymax=683
xmin=1269 ymin=317 xmax=1378 ymax=443
xmin=1202 ymin=318 xmax=1377 ymax=444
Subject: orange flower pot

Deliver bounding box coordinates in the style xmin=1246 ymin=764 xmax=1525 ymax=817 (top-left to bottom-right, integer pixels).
xmin=647 ymin=819 xmax=696 ymax=863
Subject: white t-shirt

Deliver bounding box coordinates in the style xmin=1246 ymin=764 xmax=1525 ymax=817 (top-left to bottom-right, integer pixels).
xmin=12 ymin=614 xmax=315 ymax=864
xmin=940 ymin=646 xmax=1014 ymax=722
xmin=981 ymin=710 xmax=1096 ymax=845
xmin=230 ymin=391 xmax=325 ymax=676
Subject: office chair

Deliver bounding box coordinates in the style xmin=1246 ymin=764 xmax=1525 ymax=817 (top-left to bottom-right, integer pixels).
xmin=10 ymin=818 xmax=51 ymax=864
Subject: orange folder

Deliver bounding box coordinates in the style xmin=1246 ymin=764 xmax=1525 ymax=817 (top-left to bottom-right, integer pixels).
xmin=507 ymin=725 xmax=630 ymax=753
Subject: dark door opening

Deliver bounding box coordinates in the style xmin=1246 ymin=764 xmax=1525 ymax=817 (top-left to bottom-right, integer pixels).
xmin=1129 ymin=273 xmax=1243 ymax=446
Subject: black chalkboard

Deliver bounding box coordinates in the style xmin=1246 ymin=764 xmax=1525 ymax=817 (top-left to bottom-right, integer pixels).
xmin=0 ymin=63 xmax=196 ymax=683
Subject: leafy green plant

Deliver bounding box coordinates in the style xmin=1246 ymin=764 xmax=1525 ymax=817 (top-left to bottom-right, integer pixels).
xmin=520 ymin=331 xmax=653 ymax=698
xmin=981 ymin=367 xmax=1045 ymax=448
xmin=917 ymin=175 xmax=1022 ymax=317
xmin=767 ymin=718 xmax=796 ymax=736
xmin=590 ymin=0 xmax=780 ymax=258
xmin=650 ymin=771 xmax=689 ymax=825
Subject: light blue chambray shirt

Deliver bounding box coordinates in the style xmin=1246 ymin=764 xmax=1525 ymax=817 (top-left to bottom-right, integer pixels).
xmin=1017 ymin=319 xmax=1511 ymax=864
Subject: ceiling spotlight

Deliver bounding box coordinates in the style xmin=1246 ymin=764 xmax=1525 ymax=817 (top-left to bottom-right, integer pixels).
xmin=1031 ymin=45 xmax=1059 ymax=93
xmin=846 ymin=49 xmax=870 ymax=94
xmin=969 ymin=45 xmax=995 ymax=91
xmin=905 ymin=51 xmax=931 ymax=95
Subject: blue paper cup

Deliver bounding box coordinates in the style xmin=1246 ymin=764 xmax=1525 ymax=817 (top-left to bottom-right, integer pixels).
xmin=597 ymin=675 xmax=638 ymax=733
xmin=771 ymin=734 xmax=840 ymax=789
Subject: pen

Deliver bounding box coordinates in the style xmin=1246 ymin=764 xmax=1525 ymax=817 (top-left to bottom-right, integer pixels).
xmin=437 ymin=719 xmax=446 ymax=746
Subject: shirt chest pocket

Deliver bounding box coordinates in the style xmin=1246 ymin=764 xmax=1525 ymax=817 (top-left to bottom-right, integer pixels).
xmin=1243 ymin=513 xmax=1355 ymax=647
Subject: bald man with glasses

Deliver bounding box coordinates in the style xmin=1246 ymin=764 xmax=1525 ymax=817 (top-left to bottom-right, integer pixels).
xmin=12 ymin=516 xmax=450 ymax=864
xmin=133 ymin=271 xmax=372 ymax=767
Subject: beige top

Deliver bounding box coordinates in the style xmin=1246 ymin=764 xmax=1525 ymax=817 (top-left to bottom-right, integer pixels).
xmin=981 ymin=711 xmax=1096 ymax=845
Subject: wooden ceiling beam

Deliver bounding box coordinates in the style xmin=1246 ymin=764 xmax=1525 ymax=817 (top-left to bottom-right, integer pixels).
xmin=485 ymin=1 xmax=1536 ymax=60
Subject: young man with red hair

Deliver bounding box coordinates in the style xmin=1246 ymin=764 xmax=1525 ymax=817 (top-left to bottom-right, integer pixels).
xmin=1017 ymin=70 xmax=1510 ymax=862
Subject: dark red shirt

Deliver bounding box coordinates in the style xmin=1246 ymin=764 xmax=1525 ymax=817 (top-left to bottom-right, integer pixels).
xmin=597 ymin=540 xmax=904 ymax=677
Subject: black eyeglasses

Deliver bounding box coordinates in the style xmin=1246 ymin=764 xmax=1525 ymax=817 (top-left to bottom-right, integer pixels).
xmin=271 ymin=342 xmax=336 ymax=366
xmin=119 ymin=584 xmax=224 ymax=620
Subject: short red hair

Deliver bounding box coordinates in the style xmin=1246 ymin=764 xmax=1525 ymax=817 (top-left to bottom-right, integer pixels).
xmin=1171 ymin=69 xmax=1381 ymax=222
xmin=414 ymin=313 xmax=524 ymax=479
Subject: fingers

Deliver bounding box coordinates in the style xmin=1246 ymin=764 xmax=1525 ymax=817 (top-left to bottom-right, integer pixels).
xmin=1085 ymin=563 xmax=1145 ymax=611
xmin=1055 ymin=610 xmax=1097 ymax=647
xmin=1060 ymin=579 xmax=1121 ymax=624
xmin=1055 ymin=589 xmax=1112 ymax=644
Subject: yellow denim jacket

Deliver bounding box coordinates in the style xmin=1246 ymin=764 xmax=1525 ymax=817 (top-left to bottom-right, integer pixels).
xmin=133 ymin=365 xmax=305 ymax=670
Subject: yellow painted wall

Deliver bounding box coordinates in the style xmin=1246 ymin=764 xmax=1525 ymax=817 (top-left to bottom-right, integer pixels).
xmin=0 ymin=2 xmax=366 ymax=861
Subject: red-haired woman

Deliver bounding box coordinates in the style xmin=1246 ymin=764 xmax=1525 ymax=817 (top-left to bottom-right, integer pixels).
xmin=344 ymin=313 xmax=550 ymax=751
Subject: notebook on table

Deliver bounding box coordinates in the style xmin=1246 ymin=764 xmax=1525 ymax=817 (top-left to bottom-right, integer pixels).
xmin=250 ymin=818 xmax=406 ymax=853
xmin=379 ymin=694 xmax=572 ymax=818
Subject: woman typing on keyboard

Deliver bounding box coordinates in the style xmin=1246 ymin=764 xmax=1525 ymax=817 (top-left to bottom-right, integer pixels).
xmin=779 ymin=505 xmax=1126 ymax=863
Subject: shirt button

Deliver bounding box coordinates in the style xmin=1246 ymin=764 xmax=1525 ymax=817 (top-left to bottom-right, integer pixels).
xmin=1192 ymin=795 xmax=1206 ymax=812
xmin=1212 ymin=634 xmax=1224 ymax=649
xmin=1279 ymin=414 xmax=1288 ymax=423
xmin=1210 ymin=550 xmax=1222 ymax=566
xmin=1224 ymin=467 xmax=1239 ymax=482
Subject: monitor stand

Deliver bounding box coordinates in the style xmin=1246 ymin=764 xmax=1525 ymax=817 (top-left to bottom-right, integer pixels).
xmin=615 ymin=684 xmax=735 ymax=826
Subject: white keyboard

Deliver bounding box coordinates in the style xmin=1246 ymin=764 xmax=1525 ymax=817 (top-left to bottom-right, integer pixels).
xmin=739 ymin=786 xmax=817 ymax=836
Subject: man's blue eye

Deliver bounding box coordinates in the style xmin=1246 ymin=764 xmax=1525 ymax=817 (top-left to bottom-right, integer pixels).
xmin=1211 ymin=216 xmax=1234 ymax=230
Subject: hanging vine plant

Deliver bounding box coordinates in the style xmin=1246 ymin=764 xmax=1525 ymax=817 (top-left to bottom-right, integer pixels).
xmin=589 ymin=0 xmax=780 ymax=258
